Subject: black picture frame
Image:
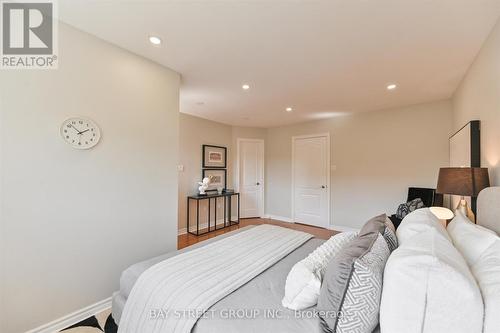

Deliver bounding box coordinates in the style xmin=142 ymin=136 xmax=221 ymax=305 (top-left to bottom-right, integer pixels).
xmin=202 ymin=168 xmax=227 ymax=192
xmin=449 ymin=120 xmax=481 ymax=214
xmin=202 ymin=144 xmax=227 ymax=168
xmin=449 ymin=120 xmax=481 ymax=168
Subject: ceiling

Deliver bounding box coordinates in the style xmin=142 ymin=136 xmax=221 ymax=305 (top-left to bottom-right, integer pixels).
xmin=58 ymin=0 xmax=500 ymax=128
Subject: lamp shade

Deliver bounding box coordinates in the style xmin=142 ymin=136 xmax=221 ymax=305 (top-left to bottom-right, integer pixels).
xmin=436 ymin=167 xmax=490 ymax=197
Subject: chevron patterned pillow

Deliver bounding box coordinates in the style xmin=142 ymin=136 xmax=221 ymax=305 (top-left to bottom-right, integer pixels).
xmin=396 ymin=198 xmax=425 ymax=219
xmin=317 ymin=229 xmax=391 ymax=333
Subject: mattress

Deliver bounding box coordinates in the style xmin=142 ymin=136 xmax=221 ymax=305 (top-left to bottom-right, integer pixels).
xmin=112 ymin=226 xmax=325 ymax=332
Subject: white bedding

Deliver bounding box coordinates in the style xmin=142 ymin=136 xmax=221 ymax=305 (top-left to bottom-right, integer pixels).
xmin=448 ymin=212 xmax=500 ymax=333
xmin=282 ymin=231 xmax=357 ymax=310
xmin=118 ymin=224 xmax=313 ymax=333
xmin=381 ymin=209 xmax=484 ymax=333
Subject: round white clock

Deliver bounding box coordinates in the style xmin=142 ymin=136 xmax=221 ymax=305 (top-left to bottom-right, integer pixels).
xmin=60 ymin=117 xmax=101 ymax=149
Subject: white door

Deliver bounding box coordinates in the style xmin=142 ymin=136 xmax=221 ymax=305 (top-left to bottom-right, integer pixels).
xmin=238 ymin=139 xmax=264 ymax=218
xmin=292 ymin=134 xmax=330 ymax=228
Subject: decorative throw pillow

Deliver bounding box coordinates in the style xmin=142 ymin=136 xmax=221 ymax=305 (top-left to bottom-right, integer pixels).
xmin=383 ymin=217 xmax=398 ymax=252
xmin=282 ymin=232 xmax=358 ymax=310
xmin=380 ymin=228 xmax=483 ymax=333
xmin=395 ymin=198 xmax=424 ymax=219
xmin=359 ymin=214 xmax=398 ymax=252
xmin=447 ymin=211 xmax=498 ymax=265
xmin=469 ymin=240 xmax=500 ymax=333
xmin=447 ymin=212 xmax=500 ymax=333
xmin=396 ymin=208 xmax=451 ymax=245
xmin=317 ymin=227 xmax=391 ymax=333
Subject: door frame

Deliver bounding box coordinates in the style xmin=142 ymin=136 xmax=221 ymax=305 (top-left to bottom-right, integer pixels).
xmin=236 ymin=138 xmax=265 ymax=218
xmin=291 ymin=133 xmax=331 ymax=228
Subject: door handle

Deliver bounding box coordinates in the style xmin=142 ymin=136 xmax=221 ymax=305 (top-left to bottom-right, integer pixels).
xmin=321 ymin=185 xmax=327 ymax=189
xmin=256 ymin=182 xmax=261 ymax=186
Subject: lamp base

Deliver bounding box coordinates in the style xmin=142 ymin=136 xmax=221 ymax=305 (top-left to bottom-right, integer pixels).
xmin=455 ymin=197 xmax=476 ymax=222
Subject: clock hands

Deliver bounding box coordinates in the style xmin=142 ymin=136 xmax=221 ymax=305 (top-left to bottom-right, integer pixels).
xmin=70 ymin=124 xmax=85 ymax=134
xmin=70 ymin=125 xmax=81 ymax=134
xmin=70 ymin=124 xmax=90 ymax=135
xmin=77 ymin=128 xmax=90 ymax=146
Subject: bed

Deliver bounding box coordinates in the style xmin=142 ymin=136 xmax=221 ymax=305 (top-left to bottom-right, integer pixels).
xmin=113 ymin=226 xmax=326 ymax=333
xmin=112 ymin=187 xmax=500 ymax=333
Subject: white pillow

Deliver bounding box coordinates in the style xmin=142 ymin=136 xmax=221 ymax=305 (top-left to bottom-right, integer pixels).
xmin=396 ymin=208 xmax=451 ymax=245
xmin=380 ymin=227 xmax=483 ymax=333
xmin=282 ymin=231 xmax=357 ymax=310
xmin=447 ymin=212 xmax=500 ymax=333
xmin=447 ymin=211 xmax=498 ymax=265
xmin=471 ymin=241 xmax=500 ymax=333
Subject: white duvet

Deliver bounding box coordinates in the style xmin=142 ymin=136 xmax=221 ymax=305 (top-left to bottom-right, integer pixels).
xmin=118 ymin=224 xmax=312 ymax=333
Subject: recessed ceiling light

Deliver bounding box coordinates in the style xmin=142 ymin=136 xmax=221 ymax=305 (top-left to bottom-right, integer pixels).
xmin=149 ymin=36 xmax=162 ymax=45
xmin=286 ymin=107 xmax=293 ymax=112
xmin=387 ymin=84 xmax=397 ymax=90
xmin=242 ymin=84 xmax=250 ymax=90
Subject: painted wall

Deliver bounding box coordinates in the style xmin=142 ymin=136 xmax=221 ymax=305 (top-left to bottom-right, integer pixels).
xmin=177 ymin=116 xmax=267 ymax=232
xmin=265 ymin=101 xmax=453 ymax=229
xmin=0 ymin=23 xmax=180 ymax=333
xmin=452 ymin=18 xmax=500 ymax=186
xmin=178 ymin=114 xmax=233 ymax=232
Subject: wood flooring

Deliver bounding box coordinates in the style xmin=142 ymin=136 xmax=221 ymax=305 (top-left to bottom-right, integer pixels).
xmin=178 ymin=217 xmax=337 ymax=249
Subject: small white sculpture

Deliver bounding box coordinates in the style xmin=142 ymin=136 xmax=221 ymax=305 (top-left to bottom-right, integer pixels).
xmin=198 ymin=177 xmax=211 ymax=195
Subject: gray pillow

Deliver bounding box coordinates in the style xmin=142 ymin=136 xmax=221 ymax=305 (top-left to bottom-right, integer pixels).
xmin=359 ymin=214 xmax=398 ymax=252
xmin=318 ymin=225 xmax=391 ymax=333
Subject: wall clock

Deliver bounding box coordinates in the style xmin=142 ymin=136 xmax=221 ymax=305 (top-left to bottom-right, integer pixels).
xmin=60 ymin=117 xmax=101 ymax=149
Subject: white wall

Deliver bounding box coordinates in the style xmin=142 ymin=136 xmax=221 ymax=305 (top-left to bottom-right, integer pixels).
xmin=178 ymin=114 xmax=233 ymax=232
xmin=453 ymin=18 xmax=500 ymax=186
xmin=177 ymin=116 xmax=267 ymax=232
xmin=266 ymin=101 xmax=453 ymax=229
xmin=0 ymin=23 xmax=180 ymax=333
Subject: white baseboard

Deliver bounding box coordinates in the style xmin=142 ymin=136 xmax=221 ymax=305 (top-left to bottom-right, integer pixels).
xmin=26 ymin=297 xmax=112 ymax=333
xmin=264 ymin=214 xmax=293 ymax=223
xmin=330 ymin=224 xmax=360 ymax=232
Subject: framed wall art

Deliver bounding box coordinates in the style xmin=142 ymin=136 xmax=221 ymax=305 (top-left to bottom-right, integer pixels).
xmin=202 ymin=145 xmax=227 ymax=168
xmin=449 ymin=120 xmax=481 ymax=213
xmin=202 ymin=168 xmax=227 ymax=192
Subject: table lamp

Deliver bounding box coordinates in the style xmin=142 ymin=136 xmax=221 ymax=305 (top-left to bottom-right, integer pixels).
xmin=436 ymin=167 xmax=490 ymax=219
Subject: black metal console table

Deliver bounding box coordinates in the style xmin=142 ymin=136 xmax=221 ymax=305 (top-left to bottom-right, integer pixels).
xmin=187 ymin=192 xmax=240 ymax=236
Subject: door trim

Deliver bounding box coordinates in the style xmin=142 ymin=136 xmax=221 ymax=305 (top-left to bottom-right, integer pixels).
xmin=236 ymin=138 xmax=265 ymax=217
xmin=291 ymin=133 xmax=331 ymax=228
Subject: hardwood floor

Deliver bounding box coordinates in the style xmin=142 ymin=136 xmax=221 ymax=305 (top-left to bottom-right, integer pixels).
xmin=178 ymin=217 xmax=338 ymax=249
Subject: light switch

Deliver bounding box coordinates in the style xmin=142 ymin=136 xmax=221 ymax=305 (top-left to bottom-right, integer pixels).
xmin=177 ymin=165 xmax=184 ymax=172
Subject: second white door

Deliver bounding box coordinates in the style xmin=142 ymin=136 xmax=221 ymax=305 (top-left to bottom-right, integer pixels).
xmin=292 ymin=134 xmax=330 ymax=228
xmin=238 ymin=139 xmax=264 ymax=218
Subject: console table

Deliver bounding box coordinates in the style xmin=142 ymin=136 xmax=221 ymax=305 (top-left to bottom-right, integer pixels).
xmin=187 ymin=192 xmax=240 ymax=236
